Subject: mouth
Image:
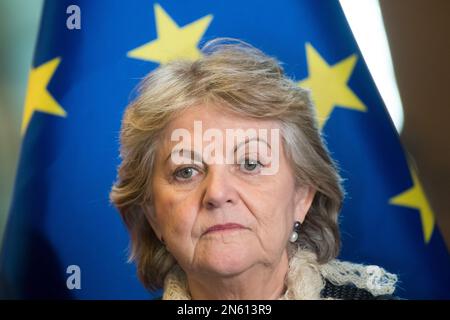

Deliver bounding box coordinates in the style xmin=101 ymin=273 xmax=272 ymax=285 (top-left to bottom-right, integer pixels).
xmin=204 ymin=223 xmax=246 ymax=235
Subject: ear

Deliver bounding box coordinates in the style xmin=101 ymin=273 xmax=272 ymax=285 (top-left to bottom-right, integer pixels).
xmin=143 ymin=204 xmax=162 ymax=240
xmin=294 ymin=185 xmax=316 ymax=223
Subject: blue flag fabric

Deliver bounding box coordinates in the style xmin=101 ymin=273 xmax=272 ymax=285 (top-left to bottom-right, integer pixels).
xmin=1 ymin=0 xmax=450 ymax=299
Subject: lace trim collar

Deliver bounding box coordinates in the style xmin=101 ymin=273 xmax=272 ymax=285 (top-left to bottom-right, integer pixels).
xmin=162 ymin=249 xmax=397 ymax=300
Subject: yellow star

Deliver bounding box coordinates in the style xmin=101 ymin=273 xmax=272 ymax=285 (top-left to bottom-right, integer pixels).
xmin=21 ymin=57 xmax=66 ymax=135
xmin=389 ymin=164 xmax=435 ymax=243
xmin=127 ymin=3 xmax=213 ymax=64
xmin=298 ymin=43 xmax=367 ymax=129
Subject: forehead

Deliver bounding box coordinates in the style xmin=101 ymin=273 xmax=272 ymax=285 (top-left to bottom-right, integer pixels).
xmin=163 ymin=104 xmax=280 ymax=136
xmin=155 ymin=104 xmax=283 ymax=159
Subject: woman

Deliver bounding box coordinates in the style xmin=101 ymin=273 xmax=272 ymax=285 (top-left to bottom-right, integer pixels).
xmin=110 ymin=39 xmax=397 ymax=300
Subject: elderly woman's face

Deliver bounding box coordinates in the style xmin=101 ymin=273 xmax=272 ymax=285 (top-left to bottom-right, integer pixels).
xmin=148 ymin=105 xmax=314 ymax=277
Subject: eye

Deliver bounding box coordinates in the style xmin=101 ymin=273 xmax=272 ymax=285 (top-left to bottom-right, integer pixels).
xmin=173 ymin=166 xmax=200 ymax=181
xmin=239 ymin=158 xmax=263 ymax=173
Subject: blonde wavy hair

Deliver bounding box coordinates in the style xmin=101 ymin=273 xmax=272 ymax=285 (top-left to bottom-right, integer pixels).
xmin=110 ymin=39 xmax=344 ymax=291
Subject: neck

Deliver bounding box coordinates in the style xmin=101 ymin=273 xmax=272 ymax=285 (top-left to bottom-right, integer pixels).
xmin=186 ymin=250 xmax=289 ymax=300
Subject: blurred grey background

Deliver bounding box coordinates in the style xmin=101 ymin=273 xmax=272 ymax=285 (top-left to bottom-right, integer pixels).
xmin=379 ymin=0 xmax=450 ymax=250
xmin=0 ymin=0 xmax=449 ymax=251
xmin=0 ymin=0 xmax=43 ymax=246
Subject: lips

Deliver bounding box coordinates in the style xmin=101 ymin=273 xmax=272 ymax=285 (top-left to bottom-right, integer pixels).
xmin=204 ymin=223 xmax=246 ymax=234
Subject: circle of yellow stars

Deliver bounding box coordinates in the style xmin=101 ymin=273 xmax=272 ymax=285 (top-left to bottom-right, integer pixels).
xmin=21 ymin=3 xmax=435 ymax=244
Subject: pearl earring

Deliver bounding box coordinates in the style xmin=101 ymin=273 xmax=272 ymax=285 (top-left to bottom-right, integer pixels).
xmin=289 ymin=221 xmax=302 ymax=243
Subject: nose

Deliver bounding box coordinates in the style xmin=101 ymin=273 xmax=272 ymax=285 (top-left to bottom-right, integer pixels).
xmin=202 ymin=166 xmax=239 ymax=210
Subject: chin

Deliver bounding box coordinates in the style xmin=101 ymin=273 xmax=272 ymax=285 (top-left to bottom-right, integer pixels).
xmin=199 ymin=243 xmax=255 ymax=276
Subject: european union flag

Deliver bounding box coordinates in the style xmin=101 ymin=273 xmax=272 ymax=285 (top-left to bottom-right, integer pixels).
xmin=1 ymin=0 xmax=450 ymax=299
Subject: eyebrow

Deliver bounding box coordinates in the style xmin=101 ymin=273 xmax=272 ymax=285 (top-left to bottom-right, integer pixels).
xmin=233 ymin=137 xmax=272 ymax=154
xmin=165 ymin=137 xmax=272 ymax=163
xmin=165 ymin=149 xmax=203 ymax=164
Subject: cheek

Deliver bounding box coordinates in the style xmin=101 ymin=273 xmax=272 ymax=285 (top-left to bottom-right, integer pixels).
xmin=257 ymin=202 xmax=293 ymax=244
xmin=153 ymin=186 xmax=200 ymax=243
xmin=243 ymin=177 xmax=297 ymax=245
